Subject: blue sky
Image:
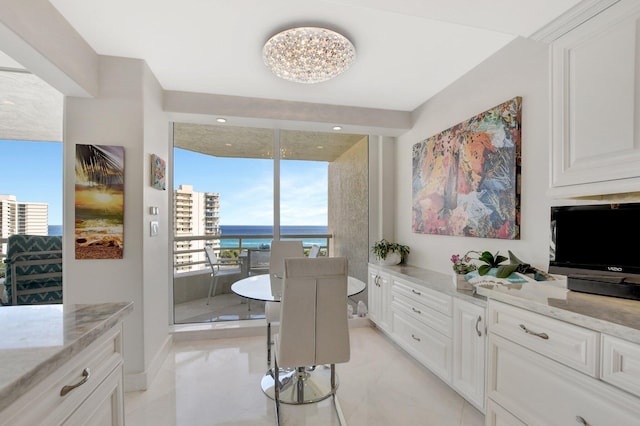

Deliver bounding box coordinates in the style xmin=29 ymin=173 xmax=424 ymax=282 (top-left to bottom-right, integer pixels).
xmin=0 ymin=140 xmax=328 ymax=226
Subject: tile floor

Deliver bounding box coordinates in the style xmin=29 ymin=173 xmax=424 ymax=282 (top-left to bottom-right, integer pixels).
xmin=174 ymin=293 xmax=266 ymax=324
xmin=124 ymin=324 xmax=485 ymax=426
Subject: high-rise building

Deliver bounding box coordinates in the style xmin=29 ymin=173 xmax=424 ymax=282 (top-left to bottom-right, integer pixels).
xmin=0 ymin=194 xmax=49 ymax=256
xmin=173 ymin=185 xmax=221 ymax=273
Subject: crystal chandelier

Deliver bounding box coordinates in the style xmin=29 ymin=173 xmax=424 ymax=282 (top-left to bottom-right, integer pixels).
xmin=263 ymin=27 xmax=356 ymax=84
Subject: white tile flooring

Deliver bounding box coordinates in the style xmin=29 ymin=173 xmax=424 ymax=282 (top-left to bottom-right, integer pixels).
xmin=124 ymin=322 xmax=485 ymax=426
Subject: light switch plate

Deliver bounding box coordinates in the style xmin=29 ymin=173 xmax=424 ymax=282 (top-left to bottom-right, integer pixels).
xmin=150 ymin=220 xmax=159 ymax=237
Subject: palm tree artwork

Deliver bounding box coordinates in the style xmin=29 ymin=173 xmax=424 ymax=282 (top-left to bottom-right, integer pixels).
xmin=75 ymin=144 xmax=125 ymax=259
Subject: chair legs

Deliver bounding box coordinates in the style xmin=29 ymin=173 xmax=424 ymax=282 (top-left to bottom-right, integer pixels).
xmin=274 ymin=357 xmax=281 ymax=426
xmin=206 ymin=275 xmax=219 ymax=305
xmin=267 ymin=321 xmax=272 ymax=366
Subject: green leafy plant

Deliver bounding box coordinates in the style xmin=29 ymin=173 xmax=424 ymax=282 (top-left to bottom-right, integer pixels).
xmin=371 ymin=239 xmax=410 ymax=263
xmin=476 ymin=250 xmax=532 ymax=278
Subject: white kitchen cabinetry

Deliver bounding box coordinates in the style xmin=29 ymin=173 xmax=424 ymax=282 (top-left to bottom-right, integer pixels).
xmin=1 ymin=324 xmax=125 ymax=426
xmin=390 ymin=277 xmax=453 ymax=383
xmin=368 ymin=266 xmax=392 ymax=332
xmin=486 ymin=300 xmax=640 ymax=426
xmin=452 ymin=298 xmax=486 ymax=413
xmin=549 ymin=0 xmax=640 ymax=197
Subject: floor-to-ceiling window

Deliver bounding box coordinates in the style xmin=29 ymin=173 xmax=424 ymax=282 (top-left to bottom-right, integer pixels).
xmin=171 ymin=123 xmax=368 ymax=325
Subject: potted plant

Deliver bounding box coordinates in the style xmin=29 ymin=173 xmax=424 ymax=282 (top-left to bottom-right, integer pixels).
xmin=371 ymin=239 xmax=410 ymax=265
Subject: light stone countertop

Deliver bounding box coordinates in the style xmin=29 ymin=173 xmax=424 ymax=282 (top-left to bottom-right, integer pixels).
xmin=371 ymin=263 xmax=487 ymax=307
xmin=473 ymin=280 xmax=640 ymax=345
xmin=372 ymin=263 xmax=640 ymax=345
xmin=0 ymin=302 xmax=134 ymax=413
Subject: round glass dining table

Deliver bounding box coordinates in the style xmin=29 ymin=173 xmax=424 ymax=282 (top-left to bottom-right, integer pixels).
xmin=231 ymin=273 xmax=367 ymax=405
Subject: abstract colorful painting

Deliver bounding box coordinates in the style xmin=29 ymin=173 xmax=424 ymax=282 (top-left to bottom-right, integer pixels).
xmin=412 ymin=97 xmax=522 ymax=239
xmin=151 ymin=154 xmax=166 ymax=190
xmin=75 ymin=144 xmax=125 ymax=259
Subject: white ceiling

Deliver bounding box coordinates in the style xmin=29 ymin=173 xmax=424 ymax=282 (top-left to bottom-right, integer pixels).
xmin=42 ymin=0 xmax=582 ymax=112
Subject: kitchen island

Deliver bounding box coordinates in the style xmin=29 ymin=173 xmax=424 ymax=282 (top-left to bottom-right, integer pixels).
xmin=0 ymin=302 xmax=133 ymax=425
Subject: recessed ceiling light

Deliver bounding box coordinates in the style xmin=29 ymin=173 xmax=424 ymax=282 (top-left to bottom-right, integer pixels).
xmin=316 ymin=145 xmax=324 ymax=149
xmin=225 ymin=143 xmax=232 ymax=147
xmin=216 ymin=118 xmax=227 ymax=123
xmin=332 ymin=126 xmax=342 ymax=131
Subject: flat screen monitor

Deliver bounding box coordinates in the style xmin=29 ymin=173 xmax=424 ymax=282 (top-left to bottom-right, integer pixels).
xmin=550 ymin=202 xmax=640 ymax=276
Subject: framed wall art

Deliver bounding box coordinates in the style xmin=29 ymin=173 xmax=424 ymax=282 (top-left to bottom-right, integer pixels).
xmin=412 ymin=96 xmax=522 ymax=240
xmin=74 ymin=144 xmax=125 ymax=259
xmin=151 ymin=153 xmax=166 ymax=190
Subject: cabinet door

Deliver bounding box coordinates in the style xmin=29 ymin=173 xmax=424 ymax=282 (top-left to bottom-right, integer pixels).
xmin=452 ymin=298 xmax=486 ymax=413
xmin=488 ymin=333 xmax=640 ymax=426
xmin=550 ymin=0 xmax=640 ymax=196
xmin=367 ymin=267 xmax=391 ymax=332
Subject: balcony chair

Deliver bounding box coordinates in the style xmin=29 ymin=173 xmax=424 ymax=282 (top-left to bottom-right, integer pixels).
xmin=204 ymin=247 xmax=242 ymax=305
xmin=265 ymin=240 xmax=303 ymax=366
xmin=309 ymin=244 xmax=321 ymax=258
xmin=2 ymin=234 xmax=63 ymax=305
xmin=273 ymin=256 xmax=350 ymax=425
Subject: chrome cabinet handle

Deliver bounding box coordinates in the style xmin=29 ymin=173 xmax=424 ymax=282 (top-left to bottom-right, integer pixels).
xmin=60 ymin=368 xmax=90 ymax=396
xmin=575 ymin=415 xmax=588 ymax=425
xmin=411 ymin=307 xmax=421 ymax=314
xmin=411 ymin=334 xmax=421 ymax=342
xmin=475 ymin=316 xmax=482 ymax=337
xmin=519 ymin=324 xmax=549 ymax=340
xmin=411 ymin=289 xmax=421 ymax=295
xmin=375 ymin=275 xmax=381 ymax=287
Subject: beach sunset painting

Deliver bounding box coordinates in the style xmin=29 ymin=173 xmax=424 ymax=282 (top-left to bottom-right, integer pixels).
xmin=75 ymin=144 xmax=125 ymax=259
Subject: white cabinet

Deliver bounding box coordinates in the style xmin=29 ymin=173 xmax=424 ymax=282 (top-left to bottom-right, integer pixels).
xmin=549 ymin=0 xmax=640 ymax=196
xmin=390 ymin=277 xmax=453 ymax=383
xmin=0 ymin=323 xmax=125 ymax=426
xmin=368 ymin=266 xmax=392 ymax=332
xmin=452 ymin=298 xmax=486 ymax=413
xmin=486 ymin=300 xmax=640 ymax=426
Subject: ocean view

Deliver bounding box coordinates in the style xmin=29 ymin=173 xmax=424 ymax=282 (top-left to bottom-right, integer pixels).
xmin=47 ymin=224 xmax=328 ymax=248
xmin=219 ymin=225 xmax=328 ymax=248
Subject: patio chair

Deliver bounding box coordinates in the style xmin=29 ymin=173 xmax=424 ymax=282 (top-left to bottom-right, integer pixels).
xmin=2 ymin=234 xmax=63 ymax=305
xmin=205 ymin=247 xmax=243 ymax=305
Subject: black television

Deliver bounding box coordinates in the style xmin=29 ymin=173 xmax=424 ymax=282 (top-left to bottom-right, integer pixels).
xmin=549 ymin=202 xmax=640 ymax=300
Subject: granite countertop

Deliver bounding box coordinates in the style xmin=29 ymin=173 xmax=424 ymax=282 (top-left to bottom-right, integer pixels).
xmin=372 ymin=262 xmax=640 ymax=345
xmin=372 ymin=263 xmax=487 ymax=307
xmin=0 ymin=302 xmax=133 ymax=413
xmin=473 ymin=280 xmax=640 ymax=345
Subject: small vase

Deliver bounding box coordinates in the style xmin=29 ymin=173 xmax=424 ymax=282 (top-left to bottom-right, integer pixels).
xmin=377 ymin=252 xmax=401 ymax=265
xmin=453 ymin=273 xmax=473 ymax=291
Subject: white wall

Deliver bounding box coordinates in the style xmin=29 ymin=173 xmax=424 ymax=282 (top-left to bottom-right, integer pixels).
xmin=64 ymin=56 xmax=171 ymax=390
xmin=395 ymin=37 xmax=552 ymax=275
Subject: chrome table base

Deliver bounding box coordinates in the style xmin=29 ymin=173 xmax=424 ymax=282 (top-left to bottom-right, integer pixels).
xmin=261 ymin=366 xmax=338 ymax=405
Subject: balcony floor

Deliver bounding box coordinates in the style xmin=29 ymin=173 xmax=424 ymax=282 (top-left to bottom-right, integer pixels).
xmin=174 ymin=293 xmax=266 ymax=324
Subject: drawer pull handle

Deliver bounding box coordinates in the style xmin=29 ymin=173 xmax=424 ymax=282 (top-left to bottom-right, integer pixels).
xmin=411 ymin=289 xmax=421 ymax=295
xmin=475 ymin=316 xmax=482 ymax=337
xmin=411 ymin=307 xmax=422 ymax=314
xmin=375 ymin=276 xmax=381 ymax=287
xmin=575 ymin=415 xmax=588 ymax=425
xmin=519 ymin=324 xmax=549 ymax=340
xmin=411 ymin=334 xmax=421 ymax=342
xmin=60 ymin=368 xmax=90 ymax=396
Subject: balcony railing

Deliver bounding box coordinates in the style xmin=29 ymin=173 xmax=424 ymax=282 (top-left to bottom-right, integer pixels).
xmin=173 ymin=233 xmax=332 ymax=273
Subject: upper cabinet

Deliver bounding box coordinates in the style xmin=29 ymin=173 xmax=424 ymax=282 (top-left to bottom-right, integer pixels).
xmin=548 ymin=0 xmax=640 ymax=197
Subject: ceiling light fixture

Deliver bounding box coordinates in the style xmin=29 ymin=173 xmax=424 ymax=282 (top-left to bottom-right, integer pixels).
xmin=332 ymin=126 xmax=342 ymax=131
xmin=216 ymin=118 xmax=227 ymax=123
xmin=263 ymin=27 xmax=356 ymax=84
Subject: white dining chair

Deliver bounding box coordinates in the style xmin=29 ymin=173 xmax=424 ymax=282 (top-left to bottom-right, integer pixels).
xmin=265 ymin=240 xmax=304 ymax=366
xmin=204 ymin=247 xmax=243 ymax=305
xmin=273 ymin=256 xmax=350 ymax=425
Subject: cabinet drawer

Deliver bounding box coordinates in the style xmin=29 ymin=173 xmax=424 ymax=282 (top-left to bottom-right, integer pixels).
xmin=392 ymin=310 xmax=451 ymax=382
xmin=392 ymin=278 xmax=452 ymax=316
xmin=485 ymin=399 xmax=526 ymax=426
xmin=391 ymin=292 xmax=451 ymax=337
xmin=488 ymin=300 xmax=599 ymax=376
xmin=602 ymin=334 xmax=640 ymax=398
xmin=1 ymin=325 xmax=123 ymax=426
xmin=488 ymin=334 xmax=640 ymax=426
